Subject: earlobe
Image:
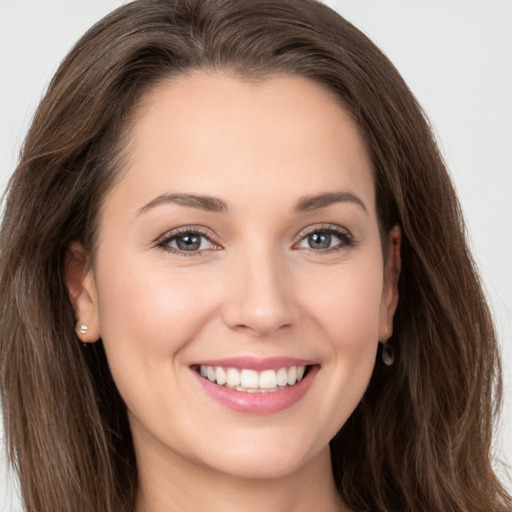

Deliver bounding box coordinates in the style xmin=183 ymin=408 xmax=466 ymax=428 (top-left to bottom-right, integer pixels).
xmin=378 ymin=226 xmax=401 ymax=341
xmin=65 ymin=242 xmax=100 ymax=343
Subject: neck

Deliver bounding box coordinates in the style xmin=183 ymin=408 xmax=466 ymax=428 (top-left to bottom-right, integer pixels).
xmin=134 ymin=437 xmax=345 ymax=512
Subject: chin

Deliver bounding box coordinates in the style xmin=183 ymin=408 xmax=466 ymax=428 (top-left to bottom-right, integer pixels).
xmin=208 ymin=452 xmax=315 ymax=481
xmin=190 ymin=429 xmax=331 ymax=481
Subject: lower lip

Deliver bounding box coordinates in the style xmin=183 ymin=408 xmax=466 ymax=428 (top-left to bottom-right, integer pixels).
xmin=192 ymin=366 xmax=319 ymax=414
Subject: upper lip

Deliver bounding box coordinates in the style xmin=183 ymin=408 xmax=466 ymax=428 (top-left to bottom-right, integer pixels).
xmin=190 ymin=356 xmax=317 ymax=371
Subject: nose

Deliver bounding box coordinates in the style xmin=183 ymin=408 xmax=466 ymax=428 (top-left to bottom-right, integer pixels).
xmin=222 ymin=247 xmax=296 ymax=337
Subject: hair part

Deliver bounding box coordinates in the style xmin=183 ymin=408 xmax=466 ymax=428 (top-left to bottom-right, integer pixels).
xmin=1 ymin=1 xmax=509 ymax=511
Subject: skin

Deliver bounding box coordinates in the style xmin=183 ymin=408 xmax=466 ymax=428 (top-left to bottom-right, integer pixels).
xmin=67 ymin=72 xmax=400 ymax=512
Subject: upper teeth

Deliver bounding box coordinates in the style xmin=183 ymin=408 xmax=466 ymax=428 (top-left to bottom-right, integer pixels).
xmin=199 ymin=365 xmax=306 ymax=391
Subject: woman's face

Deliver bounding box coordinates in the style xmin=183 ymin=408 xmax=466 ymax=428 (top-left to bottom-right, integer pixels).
xmin=72 ymin=72 xmax=399 ymax=480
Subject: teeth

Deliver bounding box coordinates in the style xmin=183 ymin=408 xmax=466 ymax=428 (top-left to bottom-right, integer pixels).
xmin=240 ymin=369 xmax=259 ymax=388
xmin=198 ymin=364 xmax=308 ymax=392
xmin=207 ymin=366 xmax=216 ymax=382
xmin=259 ymin=369 xmax=277 ymax=389
xmin=276 ymin=367 xmax=288 ymax=386
xmin=226 ymin=367 xmax=241 ymax=387
xmin=215 ymin=367 xmax=227 ymax=386
xmin=287 ymin=366 xmax=297 ymax=385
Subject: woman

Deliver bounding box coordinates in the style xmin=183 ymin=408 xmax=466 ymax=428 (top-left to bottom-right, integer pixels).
xmin=0 ymin=0 xmax=509 ymax=511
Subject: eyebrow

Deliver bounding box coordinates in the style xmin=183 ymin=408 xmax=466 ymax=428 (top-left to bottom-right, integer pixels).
xmin=295 ymin=191 xmax=368 ymax=214
xmin=136 ymin=190 xmax=367 ymax=217
xmin=137 ymin=193 xmax=228 ymax=216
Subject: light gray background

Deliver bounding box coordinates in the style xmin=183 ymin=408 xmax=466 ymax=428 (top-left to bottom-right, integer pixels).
xmin=1 ymin=1 xmax=511 ymax=510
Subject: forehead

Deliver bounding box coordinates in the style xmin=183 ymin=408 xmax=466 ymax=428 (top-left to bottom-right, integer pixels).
xmin=107 ymin=72 xmax=375 ymax=217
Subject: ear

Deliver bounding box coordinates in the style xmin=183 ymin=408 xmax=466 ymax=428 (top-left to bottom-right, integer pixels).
xmin=378 ymin=226 xmax=401 ymax=341
xmin=65 ymin=242 xmax=100 ymax=343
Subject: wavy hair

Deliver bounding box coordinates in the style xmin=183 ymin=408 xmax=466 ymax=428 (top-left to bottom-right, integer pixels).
xmin=0 ymin=1 xmax=509 ymax=511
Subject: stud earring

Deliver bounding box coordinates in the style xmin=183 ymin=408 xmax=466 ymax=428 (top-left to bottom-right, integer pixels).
xmin=381 ymin=342 xmax=395 ymax=366
xmin=78 ymin=324 xmax=88 ymax=335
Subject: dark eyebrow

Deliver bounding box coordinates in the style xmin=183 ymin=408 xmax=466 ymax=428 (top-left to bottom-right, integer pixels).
xmin=295 ymin=191 xmax=368 ymax=214
xmin=136 ymin=193 xmax=228 ymax=216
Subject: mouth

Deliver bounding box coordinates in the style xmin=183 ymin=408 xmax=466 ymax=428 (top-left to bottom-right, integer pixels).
xmin=193 ymin=364 xmax=312 ymax=393
xmin=190 ymin=359 xmax=319 ymax=413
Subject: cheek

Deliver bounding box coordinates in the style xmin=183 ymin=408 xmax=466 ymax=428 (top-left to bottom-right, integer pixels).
xmin=92 ymin=253 xmax=225 ymax=434
xmin=94 ymin=253 xmax=221 ymax=366
xmin=300 ymin=259 xmax=384 ymax=349
xmin=298 ymin=258 xmax=383 ymax=421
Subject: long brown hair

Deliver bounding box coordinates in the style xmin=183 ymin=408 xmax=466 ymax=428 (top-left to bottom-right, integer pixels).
xmin=0 ymin=1 xmax=509 ymax=511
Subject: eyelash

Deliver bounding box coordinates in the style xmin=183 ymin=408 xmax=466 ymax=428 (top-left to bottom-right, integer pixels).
xmin=293 ymin=224 xmax=355 ymax=253
xmin=156 ymin=224 xmax=355 ymax=257
xmin=156 ymin=226 xmax=220 ymax=257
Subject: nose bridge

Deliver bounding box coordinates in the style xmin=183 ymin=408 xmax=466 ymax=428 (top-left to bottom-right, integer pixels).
xmin=223 ymin=240 xmax=295 ymax=336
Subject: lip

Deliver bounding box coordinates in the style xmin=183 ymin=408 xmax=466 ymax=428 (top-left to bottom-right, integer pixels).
xmin=191 ymin=356 xmax=316 ymax=371
xmin=191 ymin=359 xmax=320 ymax=414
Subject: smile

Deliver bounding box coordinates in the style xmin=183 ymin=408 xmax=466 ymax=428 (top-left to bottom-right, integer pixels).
xmin=191 ymin=358 xmax=319 ymax=413
xmin=198 ymin=365 xmax=307 ymax=393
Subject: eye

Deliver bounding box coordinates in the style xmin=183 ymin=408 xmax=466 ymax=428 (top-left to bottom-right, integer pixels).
xmin=295 ymin=226 xmax=353 ymax=252
xmin=157 ymin=228 xmax=219 ymax=255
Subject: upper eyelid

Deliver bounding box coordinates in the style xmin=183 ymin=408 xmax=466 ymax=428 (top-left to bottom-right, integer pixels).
xmin=155 ymin=225 xmax=219 ymax=245
xmin=155 ymin=228 xmax=221 ymax=258
xmin=294 ymin=223 xmax=352 ymax=241
xmin=293 ymin=224 xmax=355 ymax=252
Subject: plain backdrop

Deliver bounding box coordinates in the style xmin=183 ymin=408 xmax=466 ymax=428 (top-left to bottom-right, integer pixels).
xmin=1 ymin=1 xmax=511 ymax=510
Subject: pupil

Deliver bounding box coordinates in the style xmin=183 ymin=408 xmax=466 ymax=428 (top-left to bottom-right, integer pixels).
xmin=177 ymin=234 xmax=201 ymax=251
xmin=309 ymin=232 xmax=331 ymax=249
